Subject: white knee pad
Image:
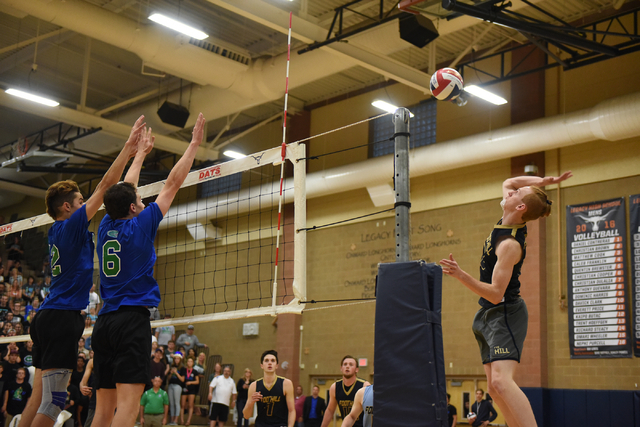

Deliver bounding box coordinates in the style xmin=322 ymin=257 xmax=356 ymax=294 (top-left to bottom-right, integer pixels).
xmin=37 ymin=369 xmax=72 ymax=421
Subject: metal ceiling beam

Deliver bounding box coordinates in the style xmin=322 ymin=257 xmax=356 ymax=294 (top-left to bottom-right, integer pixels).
xmin=0 ymin=178 xmax=46 ymax=198
xmin=206 ymin=0 xmax=433 ymax=93
xmin=0 ymin=91 xmax=212 ymax=161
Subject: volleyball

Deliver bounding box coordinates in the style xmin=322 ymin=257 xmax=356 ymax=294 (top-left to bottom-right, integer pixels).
xmin=430 ymin=68 xmax=464 ymax=101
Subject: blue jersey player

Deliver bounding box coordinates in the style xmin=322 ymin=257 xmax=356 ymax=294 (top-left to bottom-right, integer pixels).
xmin=91 ymin=113 xmax=206 ymax=427
xmin=21 ymin=116 xmax=147 ymax=427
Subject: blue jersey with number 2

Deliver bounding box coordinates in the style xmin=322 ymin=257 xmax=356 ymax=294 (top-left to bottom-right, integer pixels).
xmin=97 ymin=202 xmax=163 ymax=314
xmin=41 ymin=205 xmax=94 ymax=311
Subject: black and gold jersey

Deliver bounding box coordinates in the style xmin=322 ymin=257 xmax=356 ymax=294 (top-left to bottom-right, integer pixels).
xmin=255 ymin=376 xmax=289 ymax=427
xmin=335 ymin=378 xmax=366 ymax=427
xmin=478 ymin=219 xmax=527 ymax=308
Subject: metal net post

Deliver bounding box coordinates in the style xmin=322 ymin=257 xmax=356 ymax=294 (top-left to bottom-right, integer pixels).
xmin=393 ymin=108 xmax=411 ymax=262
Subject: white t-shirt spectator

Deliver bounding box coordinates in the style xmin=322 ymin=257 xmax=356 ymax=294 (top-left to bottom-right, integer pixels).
xmin=156 ymin=325 xmax=175 ymax=346
xmin=87 ymin=290 xmax=100 ymax=311
xmin=210 ymin=375 xmax=237 ymax=405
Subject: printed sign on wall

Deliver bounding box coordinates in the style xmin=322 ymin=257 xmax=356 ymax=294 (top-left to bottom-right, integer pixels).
xmin=630 ymin=194 xmax=640 ymax=357
xmin=566 ymin=198 xmax=631 ymax=358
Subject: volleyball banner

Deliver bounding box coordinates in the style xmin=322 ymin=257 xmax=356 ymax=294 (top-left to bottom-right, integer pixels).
xmin=630 ymin=194 xmax=640 ymax=357
xmin=566 ymin=198 xmax=631 ymax=358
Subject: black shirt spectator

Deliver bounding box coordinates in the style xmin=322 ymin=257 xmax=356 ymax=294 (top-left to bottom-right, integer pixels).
xmin=19 ymin=341 xmax=33 ymax=368
xmin=2 ymin=368 xmax=31 ymax=418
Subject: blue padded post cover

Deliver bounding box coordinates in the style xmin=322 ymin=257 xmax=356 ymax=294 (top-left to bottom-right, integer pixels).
xmin=374 ymin=261 xmax=447 ymax=426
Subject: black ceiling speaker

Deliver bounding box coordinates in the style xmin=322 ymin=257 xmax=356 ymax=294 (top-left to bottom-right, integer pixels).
xmin=157 ymin=101 xmax=190 ymax=128
xmin=399 ymin=14 xmax=439 ymax=48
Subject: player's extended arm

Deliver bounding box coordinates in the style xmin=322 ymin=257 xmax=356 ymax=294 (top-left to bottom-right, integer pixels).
xmin=79 ymin=359 xmax=94 ymax=396
xmin=284 ymin=379 xmax=296 ymax=427
xmin=155 ymin=113 xmax=205 ymax=216
xmin=85 ymin=115 xmax=145 ymax=220
xmin=320 ymin=383 xmax=337 ymax=427
xmin=440 ymin=238 xmax=522 ymax=305
xmin=340 ymin=388 xmax=365 ymax=427
xmin=243 ymin=382 xmax=258 ymax=420
xmin=124 ymin=127 xmax=155 ymax=186
xmin=502 ymin=171 xmax=572 ymax=199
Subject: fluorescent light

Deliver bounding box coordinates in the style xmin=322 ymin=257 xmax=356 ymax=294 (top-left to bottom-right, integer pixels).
xmin=223 ymin=150 xmax=246 ymax=159
xmin=371 ymin=100 xmax=414 ymax=117
xmin=148 ymin=13 xmax=209 ymax=40
xmin=5 ymin=88 xmax=59 ymax=107
xmin=464 ymin=85 xmax=508 ymax=105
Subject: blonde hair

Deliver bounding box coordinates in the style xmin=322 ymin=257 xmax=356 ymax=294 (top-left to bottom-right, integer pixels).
xmin=522 ymin=186 xmax=552 ymax=222
xmin=45 ymin=180 xmax=80 ymax=220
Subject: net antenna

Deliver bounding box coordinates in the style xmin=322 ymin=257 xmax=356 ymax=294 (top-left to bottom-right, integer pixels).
xmin=272 ymin=12 xmax=294 ymax=310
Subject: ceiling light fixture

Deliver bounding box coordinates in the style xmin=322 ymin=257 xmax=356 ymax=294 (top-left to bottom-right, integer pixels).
xmin=5 ymin=88 xmax=59 ymax=107
xmin=464 ymin=85 xmax=508 ymax=105
xmin=223 ymin=150 xmax=246 ymax=159
xmin=148 ymin=13 xmax=209 ymax=40
xmin=371 ymin=100 xmax=414 ymax=117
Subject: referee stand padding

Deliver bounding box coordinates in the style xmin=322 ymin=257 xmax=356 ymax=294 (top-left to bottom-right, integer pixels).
xmin=374 ymin=261 xmax=447 ymax=426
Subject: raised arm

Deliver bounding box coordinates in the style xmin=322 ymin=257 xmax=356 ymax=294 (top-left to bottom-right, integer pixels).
xmin=502 ymin=171 xmax=573 ymax=199
xmin=84 ymin=115 xmax=146 ymax=220
xmin=124 ymin=127 xmax=155 ymax=185
xmin=155 ymin=113 xmax=205 ymax=216
xmin=340 ymin=387 xmax=365 ymax=427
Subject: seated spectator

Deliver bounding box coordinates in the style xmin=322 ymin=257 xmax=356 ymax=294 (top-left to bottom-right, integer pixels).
xmin=8 ymin=269 xmax=22 ymax=290
xmin=12 ymin=260 xmax=22 ymax=274
xmin=194 ymin=352 xmax=206 ymax=376
xmin=40 ymin=275 xmax=51 ymax=300
xmin=2 ymin=366 xmax=31 ymax=426
xmin=2 ymin=349 xmax=24 ymax=384
xmin=175 ymin=325 xmax=207 ymax=354
xmin=14 ymin=322 xmax=24 ymax=337
xmin=12 ymin=301 xmax=25 ymax=323
xmin=177 ymin=346 xmax=187 ymax=358
xmin=41 ymin=257 xmax=51 ymax=278
xmin=78 ymin=337 xmax=90 ymax=359
xmin=87 ymin=306 xmax=98 ymax=325
xmin=3 ymin=342 xmax=20 ymax=362
xmin=25 ymin=297 xmax=40 ymax=324
xmin=0 ymin=295 xmax=11 ymax=322
xmin=186 ymin=348 xmax=196 ymax=361
xmin=20 ymin=340 xmax=33 ymax=368
xmin=22 ymin=276 xmax=35 ymax=304
xmin=6 ymin=236 xmax=23 ymax=271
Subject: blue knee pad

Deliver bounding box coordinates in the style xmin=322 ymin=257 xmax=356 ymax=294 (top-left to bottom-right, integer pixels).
xmin=38 ymin=369 xmax=72 ymax=421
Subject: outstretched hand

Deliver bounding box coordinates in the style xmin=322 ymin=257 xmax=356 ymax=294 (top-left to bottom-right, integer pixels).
xmin=191 ymin=113 xmax=206 ymax=146
xmin=126 ymin=115 xmax=146 ymax=155
xmin=138 ymin=126 xmax=155 ymax=155
xmin=549 ymin=170 xmax=573 ymax=184
xmin=439 ymin=253 xmax=463 ymax=279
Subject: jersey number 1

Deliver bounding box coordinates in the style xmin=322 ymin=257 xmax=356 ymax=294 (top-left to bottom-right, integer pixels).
xmin=102 ymin=240 xmax=122 ymax=277
xmin=50 ymin=244 xmax=61 ymax=276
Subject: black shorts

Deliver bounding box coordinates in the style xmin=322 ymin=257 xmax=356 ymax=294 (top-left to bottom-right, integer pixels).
xmin=31 ymin=309 xmax=85 ymax=370
xmin=92 ymin=306 xmax=151 ymax=388
xmin=209 ymin=402 xmax=230 ymax=422
xmin=472 ymin=298 xmax=528 ymax=364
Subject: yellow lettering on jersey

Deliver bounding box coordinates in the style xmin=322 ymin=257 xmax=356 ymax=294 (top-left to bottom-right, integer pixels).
xmin=365 ymin=407 xmax=373 ymax=414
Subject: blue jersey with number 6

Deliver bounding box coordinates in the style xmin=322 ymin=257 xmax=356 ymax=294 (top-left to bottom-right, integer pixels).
xmin=41 ymin=205 xmax=94 ymax=311
xmin=97 ymin=202 xmax=163 ymax=314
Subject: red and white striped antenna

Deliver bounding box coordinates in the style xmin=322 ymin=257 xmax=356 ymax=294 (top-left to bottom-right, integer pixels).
xmin=272 ymin=11 xmax=293 ymax=309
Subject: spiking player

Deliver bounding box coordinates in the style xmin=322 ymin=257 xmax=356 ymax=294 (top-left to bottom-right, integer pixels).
xmin=243 ymin=350 xmax=295 ymax=427
xmin=20 ymin=116 xmax=147 ymax=427
xmin=440 ymin=171 xmax=572 ymax=427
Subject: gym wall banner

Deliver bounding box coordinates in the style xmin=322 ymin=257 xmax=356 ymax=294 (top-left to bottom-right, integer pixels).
xmin=630 ymin=194 xmax=640 ymax=357
xmin=566 ymin=198 xmax=631 ymax=358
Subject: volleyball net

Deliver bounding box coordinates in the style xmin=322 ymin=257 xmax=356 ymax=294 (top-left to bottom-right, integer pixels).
xmin=0 ymin=142 xmax=306 ymax=341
